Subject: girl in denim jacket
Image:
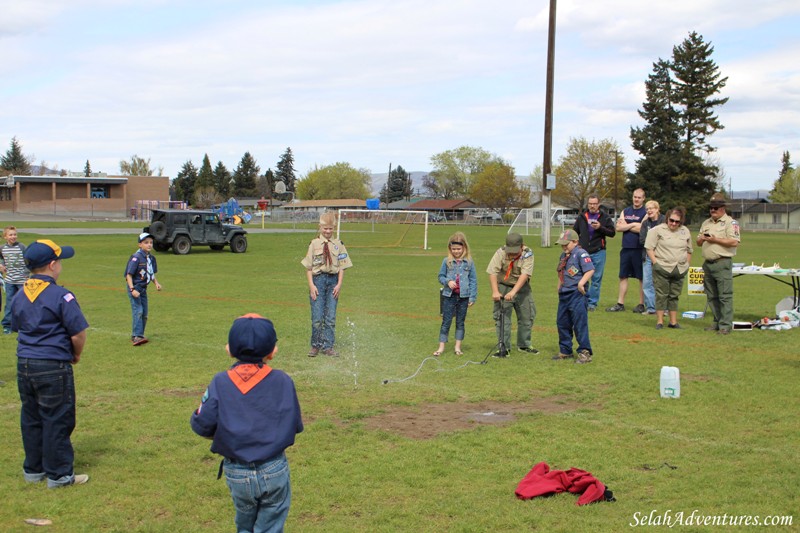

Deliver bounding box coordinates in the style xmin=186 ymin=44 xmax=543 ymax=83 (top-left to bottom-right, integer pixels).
xmin=434 ymin=232 xmax=477 ymax=356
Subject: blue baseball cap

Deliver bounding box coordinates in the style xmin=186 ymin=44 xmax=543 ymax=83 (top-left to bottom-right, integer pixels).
xmin=24 ymin=239 xmax=76 ymax=270
xmin=228 ymin=313 xmax=278 ymax=362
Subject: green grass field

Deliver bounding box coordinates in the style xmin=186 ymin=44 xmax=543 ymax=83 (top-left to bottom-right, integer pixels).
xmin=0 ymin=222 xmax=797 ymax=532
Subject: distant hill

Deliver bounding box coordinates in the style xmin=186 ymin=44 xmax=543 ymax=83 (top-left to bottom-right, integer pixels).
xmin=731 ymin=190 xmax=771 ymax=200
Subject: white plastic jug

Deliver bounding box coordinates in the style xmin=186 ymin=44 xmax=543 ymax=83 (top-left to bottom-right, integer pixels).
xmin=660 ymin=366 xmax=680 ymax=398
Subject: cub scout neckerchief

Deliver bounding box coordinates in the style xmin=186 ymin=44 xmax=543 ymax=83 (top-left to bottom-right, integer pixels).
xmin=322 ymin=240 xmax=334 ymax=266
xmin=23 ymin=278 xmax=51 ymax=303
xmin=227 ymin=364 xmax=272 ymax=394
xmin=504 ymin=252 xmax=522 ymax=282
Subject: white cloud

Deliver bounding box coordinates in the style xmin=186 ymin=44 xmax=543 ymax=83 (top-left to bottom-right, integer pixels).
xmin=0 ymin=0 xmax=798 ymax=190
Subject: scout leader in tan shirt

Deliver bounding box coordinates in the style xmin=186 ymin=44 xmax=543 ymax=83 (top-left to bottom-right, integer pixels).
xmin=486 ymin=232 xmax=538 ymax=357
xmin=696 ymin=193 xmax=740 ymax=335
xmin=301 ymin=212 xmax=353 ymax=356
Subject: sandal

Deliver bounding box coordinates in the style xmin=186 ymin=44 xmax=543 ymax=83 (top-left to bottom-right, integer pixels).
xmin=432 ymin=350 xmax=443 ymax=357
xmin=454 ymin=350 xmax=464 ymax=356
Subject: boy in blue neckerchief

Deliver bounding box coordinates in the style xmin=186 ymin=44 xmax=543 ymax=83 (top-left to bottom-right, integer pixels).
xmin=124 ymin=232 xmax=162 ymax=346
xmin=191 ymin=314 xmax=304 ymax=533
xmin=554 ymin=230 xmax=595 ymax=364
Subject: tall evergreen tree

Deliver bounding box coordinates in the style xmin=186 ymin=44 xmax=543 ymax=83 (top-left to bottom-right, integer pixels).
xmin=385 ymin=165 xmax=411 ymax=203
xmin=232 ymin=152 xmax=260 ymax=197
xmin=779 ymin=151 xmax=793 ymax=179
xmin=671 ymin=31 xmax=729 ymax=153
xmin=213 ymin=161 xmax=232 ymax=198
xmin=261 ymin=168 xmax=276 ymax=199
xmin=172 ymin=160 xmax=198 ymax=204
xmin=770 ymin=151 xmax=796 ymax=201
xmin=196 ymin=154 xmax=214 ymax=189
xmin=84 ymin=160 xmax=92 ymax=177
xmin=629 ymin=32 xmax=727 ymax=219
xmin=276 ymin=147 xmax=296 ymax=191
xmin=1 ymin=136 xmax=33 ymax=175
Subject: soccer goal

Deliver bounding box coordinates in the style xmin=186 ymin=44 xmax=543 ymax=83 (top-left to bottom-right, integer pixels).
xmin=337 ymin=209 xmax=429 ymax=249
xmin=509 ymin=208 xmax=571 ymax=237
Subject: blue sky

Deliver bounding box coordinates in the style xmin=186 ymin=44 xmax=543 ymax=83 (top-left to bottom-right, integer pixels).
xmin=2 ymin=0 xmax=798 ymax=192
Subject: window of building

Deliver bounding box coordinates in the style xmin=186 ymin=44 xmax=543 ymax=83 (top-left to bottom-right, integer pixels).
xmin=0 ymin=189 xmax=11 ymax=201
xmin=772 ymin=213 xmax=782 ymax=224
xmin=748 ymin=214 xmax=758 ymax=224
xmin=91 ymin=185 xmax=110 ymax=199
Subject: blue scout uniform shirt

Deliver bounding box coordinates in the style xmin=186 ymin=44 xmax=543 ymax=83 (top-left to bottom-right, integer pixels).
xmin=11 ymin=274 xmax=90 ymax=362
xmin=557 ymin=246 xmax=595 ymax=294
xmin=191 ymin=363 xmax=304 ymax=464
xmin=125 ymin=249 xmax=157 ymax=292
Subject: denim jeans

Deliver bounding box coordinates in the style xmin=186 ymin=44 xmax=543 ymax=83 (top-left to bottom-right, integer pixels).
xmin=642 ymin=256 xmax=656 ymax=312
xmin=310 ymin=273 xmax=338 ymax=350
xmin=17 ymin=358 xmax=77 ymax=487
xmin=586 ymin=249 xmax=606 ymax=308
xmin=557 ymin=290 xmax=592 ymax=355
xmin=224 ymin=453 xmax=291 ymax=533
xmin=128 ymin=288 xmax=148 ymax=338
xmin=439 ymin=293 xmax=469 ymax=342
xmin=2 ymin=282 xmax=22 ymax=329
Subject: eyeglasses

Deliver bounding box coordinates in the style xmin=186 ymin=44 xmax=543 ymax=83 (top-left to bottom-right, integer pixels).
xmin=668 ymin=219 xmax=681 ymax=224
xmin=709 ymin=206 xmax=722 ymax=211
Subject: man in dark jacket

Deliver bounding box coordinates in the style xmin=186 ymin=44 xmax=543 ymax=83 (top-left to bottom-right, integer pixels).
xmin=572 ymin=195 xmax=616 ymax=310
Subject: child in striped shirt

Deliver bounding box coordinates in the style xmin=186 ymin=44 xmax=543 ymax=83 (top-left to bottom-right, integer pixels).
xmin=0 ymin=226 xmax=29 ymax=334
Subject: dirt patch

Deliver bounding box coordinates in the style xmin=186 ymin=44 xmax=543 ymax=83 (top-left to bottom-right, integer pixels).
xmin=362 ymin=397 xmax=584 ymax=440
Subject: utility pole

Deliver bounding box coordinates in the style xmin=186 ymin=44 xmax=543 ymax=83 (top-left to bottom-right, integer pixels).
xmin=541 ymin=0 xmax=557 ymax=248
xmin=609 ymin=150 xmax=620 ymax=215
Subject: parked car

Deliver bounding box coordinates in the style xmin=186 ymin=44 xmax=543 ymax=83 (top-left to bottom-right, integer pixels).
xmin=144 ymin=209 xmax=248 ymax=255
xmin=557 ymin=214 xmax=578 ymax=225
xmin=478 ymin=212 xmax=502 ymax=222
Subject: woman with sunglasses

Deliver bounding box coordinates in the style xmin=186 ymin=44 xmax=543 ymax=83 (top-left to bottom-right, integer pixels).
xmin=644 ymin=207 xmax=693 ymax=329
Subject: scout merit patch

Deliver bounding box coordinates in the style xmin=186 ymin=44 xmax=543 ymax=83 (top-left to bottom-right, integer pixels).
xmin=567 ymin=266 xmax=580 ymax=277
xmin=227 ymin=364 xmax=273 ymax=394
xmin=23 ymin=278 xmax=51 ymax=303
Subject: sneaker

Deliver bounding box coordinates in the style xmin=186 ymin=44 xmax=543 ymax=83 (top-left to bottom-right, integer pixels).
xmin=323 ymin=348 xmax=339 ymax=357
xmin=492 ymin=349 xmax=509 ymax=358
xmin=717 ymin=329 xmax=731 ymax=335
xmin=704 ymin=326 xmax=719 ymax=332
xmin=132 ymin=336 xmax=148 ymax=346
xmin=49 ymin=474 xmax=89 ymax=488
xmin=632 ymin=304 xmax=645 ymax=313
xmin=605 ymin=303 xmax=625 ymax=312
xmin=575 ymin=350 xmax=593 ymax=364
xmin=308 ymin=347 xmax=320 ymax=357
xmin=552 ymin=352 xmax=574 ymax=360
xmin=518 ymin=346 xmax=540 ymax=354
xmin=642 ymin=310 xmax=657 ymax=315
xmin=655 ymin=323 xmax=664 ymax=330
xmin=588 ymin=305 xmax=596 ymax=312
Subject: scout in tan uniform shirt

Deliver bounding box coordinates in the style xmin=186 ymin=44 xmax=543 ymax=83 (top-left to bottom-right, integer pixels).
xmin=696 ymin=193 xmax=740 ymax=335
xmin=301 ymin=212 xmax=353 ymax=356
xmin=486 ymin=232 xmax=538 ymax=357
